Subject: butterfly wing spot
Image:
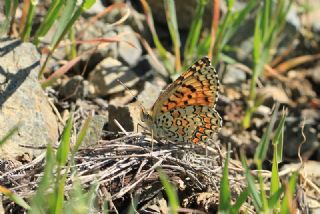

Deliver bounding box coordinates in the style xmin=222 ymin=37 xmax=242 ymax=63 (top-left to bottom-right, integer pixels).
xmin=192 ymin=125 xmax=211 ymax=144
xmin=153 ymin=106 xmax=222 ymax=144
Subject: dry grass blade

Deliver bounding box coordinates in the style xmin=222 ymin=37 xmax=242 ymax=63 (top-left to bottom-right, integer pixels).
xmin=273 ymin=53 xmax=320 ymax=74
xmin=208 ymin=0 xmax=220 ymax=59
xmin=135 ymin=32 xmax=167 ymax=74
xmin=88 ymin=3 xmax=128 ymax=25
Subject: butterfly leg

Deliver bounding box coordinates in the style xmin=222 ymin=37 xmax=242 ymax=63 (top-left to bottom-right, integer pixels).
xmin=151 ymin=129 xmax=154 ymax=151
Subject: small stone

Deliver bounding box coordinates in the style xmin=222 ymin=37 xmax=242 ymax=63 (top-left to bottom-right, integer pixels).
xmin=117 ymin=26 xmax=142 ymax=66
xmin=59 ymin=75 xmax=88 ymax=99
xmin=81 ymin=115 xmax=107 ymax=148
xmin=222 ymin=64 xmax=246 ymax=85
xmin=78 ymin=21 xmax=118 ymax=65
xmin=108 ymin=102 xmax=142 ymax=133
xmin=257 ymin=86 xmax=290 ymax=106
xmin=138 ymin=82 xmax=163 ymax=110
xmin=283 ymin=117 xmax=319 ymax=158
xmin=310 ymin=65 xmax=320 ymax=84
xmin=89 ymin=57 xmax=139 ymax=95
xmin=109 ymin=89 xmax=138 ymax=106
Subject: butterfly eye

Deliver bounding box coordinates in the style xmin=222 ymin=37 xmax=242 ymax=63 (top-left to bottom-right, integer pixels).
xmin=140 ymin=110 xmax=146 ymax=122
xmin=140 ymin=109 xmax=151 ymax=122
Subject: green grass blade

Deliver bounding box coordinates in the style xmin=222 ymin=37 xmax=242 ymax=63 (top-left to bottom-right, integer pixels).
xmin=184 ymin=0 xmax=207 ymax=61
xmin=0 ymin=124 xmax=19 ymax=146
xmin=1 ymin=0 xmax=13 ymax=36
xmin=87 ymin=182 xmax=98 ymax=213
xmin=208 ymin=0 xmax=256 ymax=64
xmin=83 ymin=0 xmax=96 ymax=9
xmin=231 ymin=188 xmax=249 ymax=214
xmin=256 ymin=161 xmax=269 ymax=212
xmin=4 ymin=0 xmax=18 ymax=19
xmin=219 ymin=149 xmax=231 ymax=213
xmin=270 ymin=109 xmax=286 ymax=210
xmin=51 ymin=0 xmax=94 ymax=51
xmin=261 ymin=0 xmax=271 ymax=39
xmin=30 ymin=144 xmax=55 ymax=213
xmin=280 ymin=173 xmax=298 ymax=214
xmin=68 ymin=26 xmax=77 ymax=59
xmin=253 ymin=13 xmax=262 ymax=68
xmin=21 ymin=1 xmax=37 ymax=41
xmin=272 ymin=108 xmax=286 ymax=163
xmin=139 ymin=0 xmax=168 ymax=58
xmin=270 ymin=151 xmax=280 ymax=209
xmin=39 ymin=0 xmax=95 ymax=77
xmin=64 ymin=179 xmax=97 ymax=214
xmin=54 ymin=173 xmax=67 ymax=214
xmin=103 ymin=201 xmax=109 ymax=214
xmin=56 ymin=113 xmax=73 ymax=166
xmin=240 ymin=154 xmax=262 ymax=210
xmin=50 ymin=0 xmax=77 ymax=49
xmin=69 ymin=114 xmax=92 ymax=171
xmin=74 ymin=115 xmax=92 ymax=153
xmin=0 ymin=186 xmax=30 ymax=210
xmin=158 ymin=169 xmax=179 ymax=214
xmin=244 ymin=0 xmax=292 ymax=129
xmin=254 ymin=103 xmax=280 ymax=162
xmin=4 ymin=0 xmax=11 ymax=17
xmin=33 ymin=0 xmax=64 ymax=46
xmin=226 ymin=0 xmax=235 ymax=8
xmin=229 ymin=0 xmax=256 ymax=29
xmin=164 ymin=0 xmax=181 ymax=71
xmin=268 ymin=186 xmax=284 ymax=209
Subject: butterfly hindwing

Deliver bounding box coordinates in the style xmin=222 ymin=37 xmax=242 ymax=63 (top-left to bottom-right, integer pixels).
xmin=155 ymin=106 xmax=222 ymax=143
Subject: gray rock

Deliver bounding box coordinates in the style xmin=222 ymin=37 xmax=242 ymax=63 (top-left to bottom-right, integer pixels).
xmin=89 ymin=57 xmax=139 ymax=95
xmin=132 ymin=55 xmax=169 ymax=79
xmin=310 ymin=64 xmax=320 ymax=84
xmin=236 ymin=36 xmax=254 ymax=62
xmin=257 ymin=86 xmax=290 ymax=105
xmin=78 ymin=21 xmax=118 ymax=67
xmin=81 ymin=115 xmax=107 ymax=148
xmin=138 ymin=82 xmax=163 ymax=110
xmin=108 ymin=103 xmax=142 ymax=133
xmin=0 ymin=38 xmax=59 ymax=162
xmin=283 ymin=117 xmax=319 ymax=158
xmin=117 ymin=25 xmax=142 ymax=66
xmin=222 ymin=64 xmax=246 ymax=85
xmin=59 ymin=75 xmax=88 ymax=99
xmin=109 ymin=89 xmax=138 ymax=106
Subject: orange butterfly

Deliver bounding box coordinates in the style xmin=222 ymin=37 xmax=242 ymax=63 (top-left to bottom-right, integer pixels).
xmin=141 ymin=57 xmax=222 ymax=144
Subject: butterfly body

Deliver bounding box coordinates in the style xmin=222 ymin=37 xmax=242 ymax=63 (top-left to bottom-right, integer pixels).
xmin=141 ymin=57 xmax=222 ymax=144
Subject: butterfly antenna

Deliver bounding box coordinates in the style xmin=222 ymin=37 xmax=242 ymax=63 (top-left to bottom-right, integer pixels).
xmin=116 ymin=79 xmax=146 ymax=111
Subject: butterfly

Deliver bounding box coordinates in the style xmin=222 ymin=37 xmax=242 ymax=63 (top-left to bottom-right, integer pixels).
xmin=141 ymin=57 xmax=222 ymax=144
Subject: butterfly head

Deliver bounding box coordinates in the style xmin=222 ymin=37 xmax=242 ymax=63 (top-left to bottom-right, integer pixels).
xmin=140 ymin=106 xmax=153 ymax=124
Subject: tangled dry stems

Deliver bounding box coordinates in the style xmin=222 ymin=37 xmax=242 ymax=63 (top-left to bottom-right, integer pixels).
xmin=1 ymin=132 xmax=248 ymax=212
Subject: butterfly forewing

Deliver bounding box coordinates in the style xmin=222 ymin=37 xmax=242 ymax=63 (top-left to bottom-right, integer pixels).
xmin=151 ymin=57 xmax=219 ymax=118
